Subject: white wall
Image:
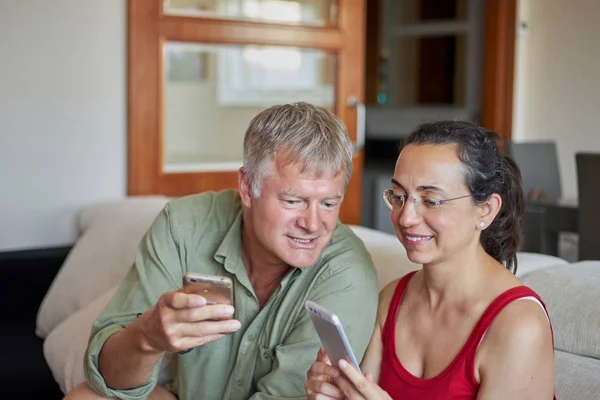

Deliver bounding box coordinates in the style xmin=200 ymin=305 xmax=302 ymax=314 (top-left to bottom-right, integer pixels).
xmin=0 ymin=0 xmax=126 ymax=251
xmin=513 ymin=0 xmax=600 ymax=199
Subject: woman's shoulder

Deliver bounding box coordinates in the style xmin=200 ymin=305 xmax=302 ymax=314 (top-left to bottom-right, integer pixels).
xmin=479 ymin=284 xmax=553 ymax=364
xmin=376 ymin=270 xmax=420 ymax=325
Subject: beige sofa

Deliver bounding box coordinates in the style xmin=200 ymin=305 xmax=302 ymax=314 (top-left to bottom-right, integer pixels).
xmin=36 ymin=197 xmax=600 ymax=399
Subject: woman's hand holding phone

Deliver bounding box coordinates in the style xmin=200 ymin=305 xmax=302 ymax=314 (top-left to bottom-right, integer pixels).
xmin=305 ymin=347 xmax=345 ymax=399
xmin=136 ymin=289 xmax=241 ymax=354
xmin=305 ymin=348 xmax=392 ymax=400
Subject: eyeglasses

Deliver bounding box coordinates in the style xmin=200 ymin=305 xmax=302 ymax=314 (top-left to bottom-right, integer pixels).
xmin=382 ymin=189 xmax=472 ymax=213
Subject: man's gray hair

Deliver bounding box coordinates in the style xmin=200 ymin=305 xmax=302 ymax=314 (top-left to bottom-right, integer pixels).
xmin=242 ymin=102 xmax=354 ymax=198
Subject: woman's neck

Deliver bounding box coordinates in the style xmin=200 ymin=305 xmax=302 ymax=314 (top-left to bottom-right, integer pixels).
xmin=419 ymin=245 xmax=496 ymax=310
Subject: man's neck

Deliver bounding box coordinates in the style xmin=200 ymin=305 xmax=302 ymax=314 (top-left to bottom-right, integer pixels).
xmin=241 ymin=228 xmax=291 ymax=307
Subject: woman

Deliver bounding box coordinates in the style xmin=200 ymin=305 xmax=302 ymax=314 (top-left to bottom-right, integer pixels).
xmin=305 ymin=121 xmax=555 ymax=399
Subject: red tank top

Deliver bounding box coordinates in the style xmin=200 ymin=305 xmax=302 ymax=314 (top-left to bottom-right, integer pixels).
xmin=379 ymin=271 xmax=555 ymax=399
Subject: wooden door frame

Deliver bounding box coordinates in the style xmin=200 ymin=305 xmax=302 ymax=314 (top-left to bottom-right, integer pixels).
xmin=365 ymin=0 xmax=518 ymax=145
xmin=481 ymin=0 xmax=517 ymax=147
xmin=127 ymin=0 xmax=366 ymax=224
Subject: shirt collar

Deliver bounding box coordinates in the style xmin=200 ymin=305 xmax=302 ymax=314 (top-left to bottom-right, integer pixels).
xmin=213 ymin=209 xmax=305 ymax=287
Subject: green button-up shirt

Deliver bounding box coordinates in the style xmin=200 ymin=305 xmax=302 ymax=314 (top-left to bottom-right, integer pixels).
xmin=84 ymin=189 xmax=379 ymax=400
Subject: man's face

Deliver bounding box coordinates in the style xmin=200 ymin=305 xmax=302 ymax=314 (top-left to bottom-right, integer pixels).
xmin=239 ymin=154 xmax=346 ymax=269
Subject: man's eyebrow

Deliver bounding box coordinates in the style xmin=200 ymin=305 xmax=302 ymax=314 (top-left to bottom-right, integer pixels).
xmin=281 ymin=190 xmax=344 ymax=200
xmin=324 ymin=193 xmax=344 ymax=200
xmin=282 ymin=189 xmax=302 ymax=197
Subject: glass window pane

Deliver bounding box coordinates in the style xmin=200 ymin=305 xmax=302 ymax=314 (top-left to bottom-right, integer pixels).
xmin=164 ymin=0 xmax=337 ymax=26
xmin=394 ymin=0 xmax=468 ymax=24
xmin=163 ymin=41 xmax=336 ymax=173
xmin=382 ymin=34 xmax=466 ymax=106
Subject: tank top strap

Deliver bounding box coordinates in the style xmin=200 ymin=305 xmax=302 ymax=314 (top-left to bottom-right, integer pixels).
xmin=381 ymin=271 xmax=418 ymax=345
xmin=464 ymin=285 xmax=553 ymax=376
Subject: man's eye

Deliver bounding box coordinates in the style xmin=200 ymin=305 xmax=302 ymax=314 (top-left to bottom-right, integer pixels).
xmin=322 ymin=202 xmax=338 ymax=209
xmin=284 ymin=200 xmax=301 ymax=206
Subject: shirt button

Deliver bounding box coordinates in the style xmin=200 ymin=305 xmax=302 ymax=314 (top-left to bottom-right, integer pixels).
xmin=236 ymin=379 xmax=243 ymax=386
xmin=262 ymin=349 xmax=270 ymax=358
xmin=247 ymin=332 xmax=256 ymax=341
xmin=246 ymin=291 xmax=252 ymax=297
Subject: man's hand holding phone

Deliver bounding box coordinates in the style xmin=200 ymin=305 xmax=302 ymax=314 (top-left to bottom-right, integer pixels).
xmin=135 ymin=275 xmax=240 ymax=354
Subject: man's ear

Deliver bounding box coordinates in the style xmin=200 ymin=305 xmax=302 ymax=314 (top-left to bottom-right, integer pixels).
xmin=238 ymin=167 xmax=253 ymax=208
xmin=478 ymin=193 xmax=502 ymax=229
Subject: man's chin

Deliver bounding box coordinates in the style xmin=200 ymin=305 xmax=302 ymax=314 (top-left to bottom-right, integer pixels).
xmin=285 ymin=252 xmax=320 ymax=269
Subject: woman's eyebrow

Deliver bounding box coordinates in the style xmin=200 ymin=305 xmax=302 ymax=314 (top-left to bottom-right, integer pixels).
xmin=391 ymin=178 xmax=404 ymax=188
xmin=391 ymin=179 xmax=445 ymax=193
xmin=416 ymin=185 xmax=445 ymax=193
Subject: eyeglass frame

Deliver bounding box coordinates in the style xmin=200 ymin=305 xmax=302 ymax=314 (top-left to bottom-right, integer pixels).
xmin=382 ymin=188 xmax=473 ymax=212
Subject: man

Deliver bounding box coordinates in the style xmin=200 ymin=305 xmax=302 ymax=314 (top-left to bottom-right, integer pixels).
xmin=66 ymin=102 xmax=379 ymax=399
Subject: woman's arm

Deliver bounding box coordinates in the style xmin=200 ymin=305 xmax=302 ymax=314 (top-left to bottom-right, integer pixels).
xmin=360 ymin=278 xmax=400 ymax=382
xmin=476 ymin=300 xmax=555 ymax=400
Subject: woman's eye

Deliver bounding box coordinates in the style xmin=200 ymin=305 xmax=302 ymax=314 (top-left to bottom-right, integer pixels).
xmin=393 ymin=194 xmax=406 ymax=204
xmin=423 ymin=198 xmax=441 ymax=207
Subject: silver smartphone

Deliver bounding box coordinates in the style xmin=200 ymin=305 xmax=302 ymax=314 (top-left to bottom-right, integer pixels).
xmin=182 ymin=273 xmax=234 ymax=308
xmin=305 ymin=300 xmax=362 ymax=372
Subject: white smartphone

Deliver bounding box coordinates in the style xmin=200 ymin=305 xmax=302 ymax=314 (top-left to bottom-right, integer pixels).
xmin=305 ymin=300 xmax=362 ymax=372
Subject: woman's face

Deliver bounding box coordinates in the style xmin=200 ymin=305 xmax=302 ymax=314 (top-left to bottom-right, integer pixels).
xmin=390 ymin=143 xmax=483 ymax=266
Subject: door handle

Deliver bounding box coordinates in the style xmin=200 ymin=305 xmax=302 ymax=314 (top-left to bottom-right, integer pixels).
xmin=347 ymin=96 xmax=365 ymax=155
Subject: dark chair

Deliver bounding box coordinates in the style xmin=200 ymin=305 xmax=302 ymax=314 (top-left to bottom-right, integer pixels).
xmin=576 ymin=153 xmax=600 ymax=260
xmin=509 ymin=141 xmax=563 ymax=254
xmin=509 ymin=141 xmax=562 ymax=202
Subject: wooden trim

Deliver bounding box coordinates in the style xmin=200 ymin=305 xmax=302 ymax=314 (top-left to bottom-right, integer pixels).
xmin=482 ymin=0 xmax=517 ymax=146
xmin=128 ymin=0 xmax=161 ymax=194
xmin=159 ymin=171 xmax=240 ymax=197
xmin=337 ymin=0 xmax=366 ymax=225
xmin=161 ymin=16 xmax=343 ymax=50
xmin=364 ymin=0 xmax=380 ymax=105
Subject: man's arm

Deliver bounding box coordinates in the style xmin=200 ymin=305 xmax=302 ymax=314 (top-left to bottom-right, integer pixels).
xmin=476 ymin=300 xmax=555 ymax=400
xmin=84 ymin=205 xmax=240 ymax=399
xmin=251 ymin=256 xmax=379 ymax=399
xmin=83 ymin=206 xmax=182 ymax=398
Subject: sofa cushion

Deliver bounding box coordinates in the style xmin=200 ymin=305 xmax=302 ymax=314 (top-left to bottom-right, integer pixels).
xmin=348 ymin=225 xmax=420 ymax=290
xmin=555 ymin=350 xmax=600 ymax=400
xmin=521 ymin=261 xmax=600 ymax=359
xmin=44 ymin=287 xmax=173 ymax=394
xmin=514 ymin=252 xmax=569 ymax=278
xmin=36 ymin=196 xmax=170 ymax=338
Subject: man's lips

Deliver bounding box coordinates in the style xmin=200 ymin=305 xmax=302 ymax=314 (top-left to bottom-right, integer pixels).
xmin=286 ymin=235 xmax=319 ymax=248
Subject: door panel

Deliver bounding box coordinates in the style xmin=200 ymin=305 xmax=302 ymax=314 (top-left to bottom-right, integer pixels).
xmin=164 ymin=0 xmax=338 ymax=26
xmin=129 ymin=0 xmax=366 ymax=224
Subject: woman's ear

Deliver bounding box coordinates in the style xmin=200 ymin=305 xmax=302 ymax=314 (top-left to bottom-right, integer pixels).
xmin=478 ymin=193 xmax=502 ymax=230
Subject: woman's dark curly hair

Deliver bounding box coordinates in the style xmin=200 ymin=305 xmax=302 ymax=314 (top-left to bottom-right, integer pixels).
xmin=401 ymin=120 xmax=525 ymax=274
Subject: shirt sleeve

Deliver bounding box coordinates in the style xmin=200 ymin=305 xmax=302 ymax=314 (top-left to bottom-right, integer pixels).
xmin=83 ymin=205 xmax=182 ymax=400
xmin=250 ymin=251 xmax=379 ymax=400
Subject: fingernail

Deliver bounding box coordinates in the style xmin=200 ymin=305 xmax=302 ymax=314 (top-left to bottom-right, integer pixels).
xmin=339 ymin=359 xmax=348 ymax=369
xmin=229 ymin=321 xmax=241 ymax=331
xmin=222 ymin=305 xmax=235 ymax=315
xmin=194 ymin=296 xmax=206 ymax=307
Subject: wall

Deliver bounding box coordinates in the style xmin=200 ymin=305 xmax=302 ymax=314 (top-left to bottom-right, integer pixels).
xmin=0 ymin=0 xmax=126 ymax=251
xmin=513 ymin=0 xmax=600 ymax=199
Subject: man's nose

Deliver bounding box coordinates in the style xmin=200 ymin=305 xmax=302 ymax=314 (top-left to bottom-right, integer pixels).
xmin=298 ymin=204 xmax=320 ymax=232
